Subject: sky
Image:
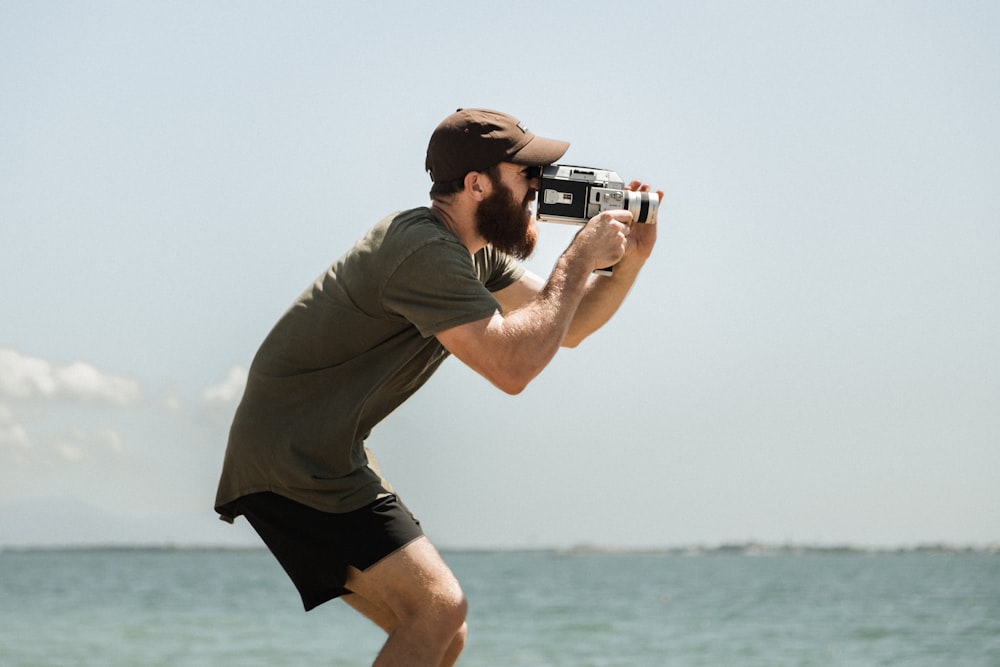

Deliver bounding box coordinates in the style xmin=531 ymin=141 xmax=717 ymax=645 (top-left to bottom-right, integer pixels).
xmin=1 ymin=1 xmax=998 ymax=549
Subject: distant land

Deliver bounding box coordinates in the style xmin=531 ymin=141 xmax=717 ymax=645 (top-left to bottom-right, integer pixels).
xmin=2 ymin=498 xmax=996 ymax=554
xmin=2 ymin=542 xmax=997 ymax=556
xmin=553 ymin=542 xmax=1000 ymax=556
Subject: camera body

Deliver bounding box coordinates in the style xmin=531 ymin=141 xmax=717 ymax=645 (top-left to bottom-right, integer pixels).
xmin=535 ymin=164 xmax=658 ymax=226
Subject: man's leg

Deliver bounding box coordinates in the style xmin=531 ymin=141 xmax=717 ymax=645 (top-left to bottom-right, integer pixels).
xmin=342 ymin=536 xmax=468 ymax=667
xmin=342 ymin=593 xmax=468 ymax=667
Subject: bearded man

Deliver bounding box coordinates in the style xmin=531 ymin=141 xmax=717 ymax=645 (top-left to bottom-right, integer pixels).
xmin=215 ymin=108 xmax=661 ymax=666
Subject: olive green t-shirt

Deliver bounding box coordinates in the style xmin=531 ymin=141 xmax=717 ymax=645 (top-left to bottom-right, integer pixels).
xmin=215 ymin=207 xmax=524 ymax=519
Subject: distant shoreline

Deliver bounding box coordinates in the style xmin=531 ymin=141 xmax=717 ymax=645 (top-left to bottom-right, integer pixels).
xmin=2 ymin=542 xmax=997 ymax=556
xmin=552 ymin=542 xmax=1000 ymax=556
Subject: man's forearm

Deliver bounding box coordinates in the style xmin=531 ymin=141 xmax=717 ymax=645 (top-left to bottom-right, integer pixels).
xmin=505 ymin=250 xmax=594 ymax=365
xmin=562 ymin=253 xmax=646 ymax=347
xmin=437 ymin=219 xmax=631 ymax=394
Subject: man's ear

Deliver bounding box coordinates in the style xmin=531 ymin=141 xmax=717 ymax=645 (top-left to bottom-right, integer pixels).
xmin=464 ymin=171 xmax=490 ymax=202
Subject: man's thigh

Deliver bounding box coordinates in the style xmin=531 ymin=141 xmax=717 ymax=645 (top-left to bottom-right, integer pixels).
xmin=344 ymin=536 xmax=465 ymax=625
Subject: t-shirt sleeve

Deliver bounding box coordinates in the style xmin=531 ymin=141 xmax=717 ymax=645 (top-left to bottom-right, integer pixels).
xmin=381 ymin=239 xmax=502 ymax=338
xmin=477 ymin=245 xmax=526 ymax=293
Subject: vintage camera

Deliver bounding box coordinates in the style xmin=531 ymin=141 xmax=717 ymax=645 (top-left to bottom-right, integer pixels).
xmin=535 ymin=164 xmax=659 ymax=226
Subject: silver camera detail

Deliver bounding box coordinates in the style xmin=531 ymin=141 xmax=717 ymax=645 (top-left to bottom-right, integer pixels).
xmin=536 ymin=164 xmax=659 ymax=226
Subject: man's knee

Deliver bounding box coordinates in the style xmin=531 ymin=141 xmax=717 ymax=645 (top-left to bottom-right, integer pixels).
xmin=346 ymin=536 xmax=467 ymax=637
xmin=443 ymin=620 xmax=468 ymax=664
xmin=453 ymin=621 xmax=468 ymax=649
xmin=448 ymin=593 xmax=469 ymax=629
xmin=424 ymin=587 xmax=468 ymax=638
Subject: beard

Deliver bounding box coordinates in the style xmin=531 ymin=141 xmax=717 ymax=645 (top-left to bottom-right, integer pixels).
xmin=474 ymin=180 xmax=538 ymax=260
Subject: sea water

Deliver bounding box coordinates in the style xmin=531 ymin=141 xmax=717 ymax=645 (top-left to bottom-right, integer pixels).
xmin=0 ymin=548 xmax=997 ymax=666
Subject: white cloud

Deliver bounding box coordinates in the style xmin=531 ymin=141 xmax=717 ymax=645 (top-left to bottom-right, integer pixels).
xmin=0 ymin=404 xmax=32 ymax=463
xmin=0 ymin=348 xmax=141 ymax=406
xmin=201 ymin=366 xmax=247 ymax=404
xmin=0 ymin=401 xmax=129 ymax=467
xmin=51 ymin=426 xmax=126 ymax=463
xmin=55 ymin=441 xmax=86 ymax=463
xmin=162 ymin=391 xmax=185 ymax=412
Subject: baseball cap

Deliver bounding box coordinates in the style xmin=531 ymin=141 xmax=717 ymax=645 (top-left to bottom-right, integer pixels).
xmin=425 ymin=108 xmax=570 ymax=183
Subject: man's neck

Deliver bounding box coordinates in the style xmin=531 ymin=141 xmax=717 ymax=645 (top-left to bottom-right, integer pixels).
xmin=430 ymin=201 xmax=485 ymax=255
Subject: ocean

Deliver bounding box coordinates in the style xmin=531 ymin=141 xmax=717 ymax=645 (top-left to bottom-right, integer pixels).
xmin=0 ymin=547 xmax=997 ymax=666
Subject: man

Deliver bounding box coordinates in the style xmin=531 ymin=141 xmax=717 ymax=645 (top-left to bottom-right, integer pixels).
xmin=215 ymin=108 xmax=661 ymax=666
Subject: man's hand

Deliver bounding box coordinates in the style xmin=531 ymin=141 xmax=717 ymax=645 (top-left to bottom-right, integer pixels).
xmin=568 ymin=180 xmax=663 ymax=272
xmin=622 ymin=180 xmax=663 ymax=263
xmin=571 ymin=209 xmax=633 ymax=272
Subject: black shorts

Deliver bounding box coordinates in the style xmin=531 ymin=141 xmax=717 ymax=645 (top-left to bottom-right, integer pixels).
xmin=234 ymin=491 xmax=424 ymax=611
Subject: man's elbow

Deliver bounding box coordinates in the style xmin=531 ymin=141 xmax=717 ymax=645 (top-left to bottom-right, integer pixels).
xmin=489 ymin=362 xmax=543 ymax=395
xmin=491 ymin=370 xmax=532 ymax=395
xmin=496 ymin=379 xmax=528 ymax=396
xmin=561 ymin=332 xmax=586 ymax=348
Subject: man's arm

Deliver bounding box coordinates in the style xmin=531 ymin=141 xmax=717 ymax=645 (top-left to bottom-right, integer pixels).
xmin=494 ymin=183 xmax=660 ymax=349
xmin=435 ymin=211 xmax=632 ymax=395
xmin=562 ymin=212 xmax=657 ymax=347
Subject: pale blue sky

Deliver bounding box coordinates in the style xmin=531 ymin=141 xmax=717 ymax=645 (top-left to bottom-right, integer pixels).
xmin=1 ymin=1 xmax=998 ymax=548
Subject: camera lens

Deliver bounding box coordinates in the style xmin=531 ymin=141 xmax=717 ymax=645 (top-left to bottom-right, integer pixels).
xmin=625 ymin=191 xmax=658 ymax=224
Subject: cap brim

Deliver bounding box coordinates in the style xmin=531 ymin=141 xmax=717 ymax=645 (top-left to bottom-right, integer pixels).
xmin=509 ymin=135 xmax=570 ymax=167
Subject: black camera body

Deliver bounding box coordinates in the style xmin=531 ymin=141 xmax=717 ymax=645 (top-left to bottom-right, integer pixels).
xmin=535 ymin=164 xmax=658 ymax=226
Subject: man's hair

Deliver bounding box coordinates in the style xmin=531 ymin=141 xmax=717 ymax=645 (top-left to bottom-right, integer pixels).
xmin=429 ymin=164 xmax=501 ymax=202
